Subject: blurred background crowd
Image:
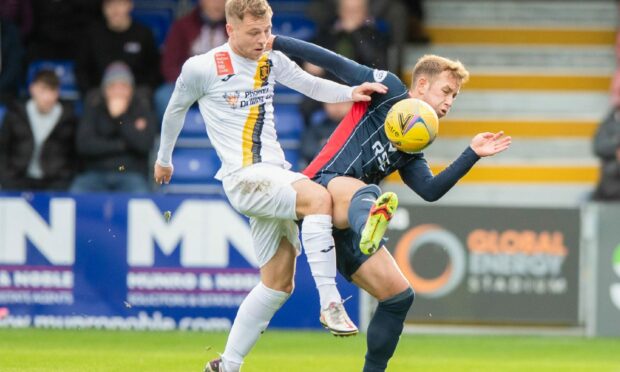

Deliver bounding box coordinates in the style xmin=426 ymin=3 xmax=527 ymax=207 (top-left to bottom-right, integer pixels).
xmin=0 ymin=0 xmax=618 ymax=204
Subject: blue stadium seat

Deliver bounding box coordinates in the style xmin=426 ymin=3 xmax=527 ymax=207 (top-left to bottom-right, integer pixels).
xmin=181 ymin=107 xmax=208 ymax=138
xmin=272 ymin=15 xmax=315 ymax=41
xmin=0 ymin=105 xmax=6 ymax=128
xmin=274 ymin=104 xmax=304 ymax=140
xmin=284 ymin=148 xmax=300 ymax=171
xmin=132 ymin=8 xmax=174 ymax=47
xmin=172 ymin=147 xmax=221 ymax=183
xmin=26 ymin=60 xmax=79 ymax=100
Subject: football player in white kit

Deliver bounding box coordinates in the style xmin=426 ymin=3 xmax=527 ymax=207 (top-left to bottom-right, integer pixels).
xmin=153 ymin=0 xmax=388 ymax=371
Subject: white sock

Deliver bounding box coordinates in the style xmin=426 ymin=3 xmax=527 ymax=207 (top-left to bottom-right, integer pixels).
xmin=221 ymin=282 xmax=290 ymax=371
xmin=302 ymin=214 xmax=342 ymax=309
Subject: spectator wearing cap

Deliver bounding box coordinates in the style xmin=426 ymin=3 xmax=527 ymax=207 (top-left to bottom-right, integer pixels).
xmin=0 ymin=69 xmax=79 ymax=190
xmin=70 ymin=61 xmax=156 ymax=193
xmin=75 ymin=0 xmax=160 ymax=97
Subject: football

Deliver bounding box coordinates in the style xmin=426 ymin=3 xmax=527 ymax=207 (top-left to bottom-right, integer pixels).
xmin=384 ymin=98 xmax=439 ymax=153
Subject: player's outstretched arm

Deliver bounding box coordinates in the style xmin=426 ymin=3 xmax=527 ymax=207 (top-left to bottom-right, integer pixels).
xmin=469 ymin=131 xmax=512 ymax=157
xmin=271 ymin=35 xmax=371 ymax=86
xmin=155 ymin=57 xmax=205 ymax=184
xmin=399 ymin=131 xmax=511 ymax=201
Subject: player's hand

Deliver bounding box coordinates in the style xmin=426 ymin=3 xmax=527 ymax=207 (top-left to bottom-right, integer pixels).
xmin=616 ymin=147 xmax=620 ymax=162
xmin=470 ymin=131 xmax=512 ymax=157
xmin=351 ymin=82 xmax=388 ymax=102
xmin=154 ymin=162 xmax=174 ymax=184
xmin=266 ymin=35 xmax=276 ymax=51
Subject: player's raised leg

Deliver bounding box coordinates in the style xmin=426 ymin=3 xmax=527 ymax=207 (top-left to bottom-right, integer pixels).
xmin=328 ymin=177 xmax=398 ymax=255
xmin=351 ymin=248 xmax=414 ymax=372
xmin=294 ymin=178 xmax=358 ymax=336
xmin=207 ymin=235 xmax=297 ymax=372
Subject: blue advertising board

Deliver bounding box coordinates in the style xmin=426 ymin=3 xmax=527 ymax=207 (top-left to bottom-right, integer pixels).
xmin=0 ymin=193 xmax=359 ymax=331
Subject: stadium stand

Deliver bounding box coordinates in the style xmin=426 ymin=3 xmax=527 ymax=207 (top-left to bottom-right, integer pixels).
xmin=0 ymin=105 xmax=6 ymax=127
xmin=388 ymin=0 xmax=617 ymax=206
xmin=274 ymin=104 xmax=304 ymax=140
xmin=132 ymin=7 xmax=175 ymax=48
xmin=180 ymin=106 xmax=208 ymax=139
xmin=169 ymin=147 xmax=221 ymax=182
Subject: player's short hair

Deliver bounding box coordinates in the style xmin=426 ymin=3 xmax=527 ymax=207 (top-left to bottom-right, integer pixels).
xmin=411 ymin=54 xmax=470 ymax=88
xmin=225 ymin=0 xmax=273 ymax=23
xmin=32 ymin=69 xmax=60 ymax=90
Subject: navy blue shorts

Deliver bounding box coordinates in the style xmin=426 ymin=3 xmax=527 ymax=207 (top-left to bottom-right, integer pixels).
xmin=333 ymin=226 xmax=370 ymax=282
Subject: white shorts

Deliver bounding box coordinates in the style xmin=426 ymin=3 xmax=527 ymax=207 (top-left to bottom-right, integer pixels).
xmin=222 ymin=163 xmax=307 ymax=267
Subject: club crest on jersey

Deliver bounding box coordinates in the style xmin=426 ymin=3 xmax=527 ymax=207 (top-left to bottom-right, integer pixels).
xmin=259 ymin=59 xmax=273 ymax=83
xmin=223 ymin=91 xmax=240 ymax=109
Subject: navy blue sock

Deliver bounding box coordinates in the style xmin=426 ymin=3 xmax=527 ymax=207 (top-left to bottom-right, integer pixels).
xmin=364 ymin=287 xmax=415 ymax=372
xmin=348 ymin=184 xmax=381 ymax=235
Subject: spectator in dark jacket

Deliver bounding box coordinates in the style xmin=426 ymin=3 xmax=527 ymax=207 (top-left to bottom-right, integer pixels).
xmin=76 ymin=0 xmax=160 ymax=97
xmin=312 ymin=0 xmax=388 ymax=73
xmin=0 ymin=0 xmax=33 ymax=38
xmin=154 ymin=0 xmax=226 ymax=120
xmin=593 ymin=108 xmax=620 ymax=201
xmin=27 ymin=0 xmax=102 ymax=61
xmin=0 ymin=70 xmax=78 ymax=190
xmin=300 ymin=101 xmax=351 ymax=168
xmin=71 ymin=61 xmax=156 ymax=193
xmin=0 ymin=20 xmax=24 ymax=104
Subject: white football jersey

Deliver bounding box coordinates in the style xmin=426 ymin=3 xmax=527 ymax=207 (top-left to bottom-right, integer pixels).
xmin=157 ymin=42 xmax=354 ymax=180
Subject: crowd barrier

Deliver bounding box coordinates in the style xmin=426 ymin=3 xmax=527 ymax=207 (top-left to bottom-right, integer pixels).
xmin=1 ymin=193 xmax=618 ymax=337
xmin=0 ymin=192 xmax=358 ymax=331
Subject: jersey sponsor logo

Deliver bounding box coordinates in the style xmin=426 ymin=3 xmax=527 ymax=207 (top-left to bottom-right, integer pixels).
xmin=320 ymin=246 xmax=335 ymax=253
xmin=373 ymin=69 xmax=388 ymax=82
xmin=372 ymin=141 xmax=391 ymax=172
xmin=223 ymin=91 xmax=240 ymax=109
xmin=215 ymin=52 xmax=234 ymax=76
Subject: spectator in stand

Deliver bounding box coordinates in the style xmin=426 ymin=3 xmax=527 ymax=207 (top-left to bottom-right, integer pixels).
xmin=0 ymin=70 xmax=78 ymax=191
xmin=592 ymin=107 xmax=620 ymax=201
xmin=0 ymin=20 xmax=24 ymax=104
xmin=0 ymin=0 xmax=33 ymax=38
xmin=155 ymin=0 xmax=227 ymax=120
xmin=312 ymin=0 xmax=388 ymax=74
xmin=71 ymin=62 xmax=156 ymax=193
xmin=76 ymin=0 xmax=160 ymax=97
xmin=299 ymin=0 xmax=388 ymax=132
xmin=306 ymin=0 xmax=428 ymax=74
xmin=300 ymin=101 xmax=352 ymax=168
xmin=27 ymin=0 xmax=102 ymax=62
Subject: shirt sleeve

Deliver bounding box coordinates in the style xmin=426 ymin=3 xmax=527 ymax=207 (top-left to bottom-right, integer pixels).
xmin=271 ymin=51 xmax=354 ymax=103
xmin=399 ymin=147 xmax=480 ymax=202
xmin=156 ymin=56 xmax=209 ymax=166
xmin=272 ymin=35 xmax=408 ymax=105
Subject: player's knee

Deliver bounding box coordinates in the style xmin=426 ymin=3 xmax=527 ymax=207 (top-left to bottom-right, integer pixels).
xmin=405 ymin=286 xmax=415 ymax=308
xmin=307 ymin=187 xmax=332 ymax=215
xmin=279 ymin=281 xmax=295 ymax=295
xmin=379 ymin=286 xmax=414 ymax=317
xmin=266 ymin=278 xmax=295 ymax=294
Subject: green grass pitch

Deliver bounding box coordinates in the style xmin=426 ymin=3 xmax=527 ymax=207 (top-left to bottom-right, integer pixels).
xmin=1 ymin=328 xmax=619 ymax=371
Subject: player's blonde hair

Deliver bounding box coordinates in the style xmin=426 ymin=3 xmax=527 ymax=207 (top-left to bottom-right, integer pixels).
xmin=225 ymin=0 xmax=273 ymax=23
xmin=411 ymin=54 xmax=470 ymax=88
